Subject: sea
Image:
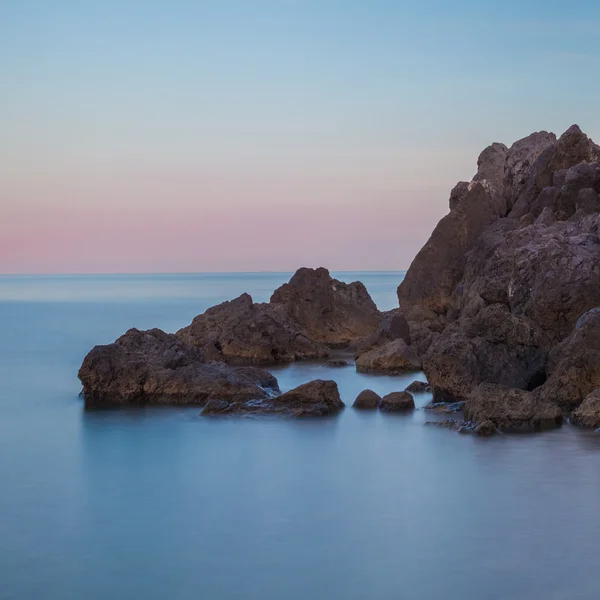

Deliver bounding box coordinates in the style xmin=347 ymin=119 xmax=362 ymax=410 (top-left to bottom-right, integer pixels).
xmin=1 ymin=272 xmax=599 ymax=600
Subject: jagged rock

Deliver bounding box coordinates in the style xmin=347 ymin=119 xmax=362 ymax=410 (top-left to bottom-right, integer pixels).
xmin=352 ymin=389 xmax=381 ymax=410
xmin=355 ymin=339 xmax=421 ymax=374
xmin=352 ymin=308 xmax=411 ymax=357
xmin=464 ymin=383 xmax=563 ymax=433
xmin=379 ymin=391 xmax=415 ymax=412
xmin=535 ymin=206 xmax=556 ymax=226
xmin=571 ymin=390 xmax=600 ymax=428
xmin=577 ymin=188 xmax=600 ymax=213
xmin=78 ymin=328 xmax=279 ymax=406
xmin=270 ymin=267 xmax=380 ymax=347
xmin=423 ymin=304 xmax=547 ymax=401
xmin=176 ymin=293 xmax=329 ymax=364
xmin=537 ymin=308 xmax=600 ymax=411
xmin=405 ymin=380 xmax=430 ymax=393
xmin=201 ymin=379 xmax=344 ymax=417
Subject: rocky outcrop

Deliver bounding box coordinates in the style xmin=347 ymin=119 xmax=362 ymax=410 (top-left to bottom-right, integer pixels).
xmin=178 ymin=267 xmax=382 ymax=364
xmin=399 ymin=125 xmax=600 ymax=419
xmin=464 ymin=383 xmax=563 ymax=433
xmin=78 ymin=328 xmax=279 ymax=406
xmin=570 ymin=389 xmax=600 ymax=429
xmin=176 ymin=293 xmax=329 ymax=365
xmin=355 ymin=339 xmax=420 ymax=374
xmin=201 ymin=379 xmax=344 ymax=417
xmin=270 ymin=267 xmax=381 ymax=347
xmin=352 ymin=389 xmax=381 ymax=410
xmin=379 ymin=391 xmax=415 ymax=412
xmin=537 ymin=308 xmax=600 ymax=411
xmin=352 ymin=309 xmax=411 ymax=356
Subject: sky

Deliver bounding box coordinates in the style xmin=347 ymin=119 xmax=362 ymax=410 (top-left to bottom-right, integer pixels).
xmin=1 ymin=0 xmax=599 ymax=274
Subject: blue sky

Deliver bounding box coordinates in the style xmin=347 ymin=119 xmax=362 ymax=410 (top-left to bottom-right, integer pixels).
xmin=1 ymin=1 xmax=599 ymax=272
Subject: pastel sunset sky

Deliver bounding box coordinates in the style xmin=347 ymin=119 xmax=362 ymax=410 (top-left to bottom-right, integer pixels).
xmin=2 ymin=0 xmax=599 ymax=273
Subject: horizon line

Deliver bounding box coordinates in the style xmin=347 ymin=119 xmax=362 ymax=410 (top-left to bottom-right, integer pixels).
xmin=0 ymin=269 xmax=408 ymax=277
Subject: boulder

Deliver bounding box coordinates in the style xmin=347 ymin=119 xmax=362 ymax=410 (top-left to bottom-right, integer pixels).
xmin=464 ymin=383 xmax=563 ymax=433
xmin=355 ymin=339 xmax=421 ymax=374
xmin=201 ymin=379 xmax=344 ymax=417
xmin=405 ymin=380 xmax=430 ymax=393
xmin=474 ymin=420 xmax=498 ymax=437
xmin=324 ymin=359 xmax=351 ymax=368
xmin=78 ymin=328 xmax=279 ymax=406
xmin=380 ymin=391 xmax=415 ymax=412
xmin=353 ymin=389 xmax=381 ymax=410
xmin=537 ymin=308 xmax=600 ymax=411
xmin=176 ymin=293 xmax=329 ymax=364
xmin=570 ymin=389 xmax=600 ymax=429
xmin=270 ymin=267 xmax=381 ymax=347
xmin=352 ymin=308 xmax=411 ymax=357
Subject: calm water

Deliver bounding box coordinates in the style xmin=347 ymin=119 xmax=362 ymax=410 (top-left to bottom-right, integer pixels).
xmin=1 ymin=272 xmax=599 ymax=600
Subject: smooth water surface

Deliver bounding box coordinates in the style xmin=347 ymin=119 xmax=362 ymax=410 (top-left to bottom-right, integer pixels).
xmin=1 ymin=272 xmax=599 ymax=600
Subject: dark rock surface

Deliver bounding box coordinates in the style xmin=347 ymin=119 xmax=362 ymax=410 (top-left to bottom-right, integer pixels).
xmin=571 ymin=390 xmax=600 ymax=429
xmin=405 ymin=380 xmax=430 ymax=393
xmin=352 ymin=308 xmax=411 ymax=357
xmin=201 ymin=379 xmax=344 ymax=417
xmin=424 ymin=401 xmax=464 ymax=413
xmin=324 ymin=359 xmax=352 ymax=368
xmin=474 ymin=420 xmax=499 ymax=437
xmin=398 ymin=125 xmax=600 ymax=419
xmin=78 ymin=328 xmax=279 ymax=406
xmin=352 ymin=389 xmax=381 ymax=410
xmin=464 ymin=383 xmax=563 ymax=433
xmin=355 ymin=339 xmax=420 ymax=374
xmin=379 ymin=391 xmax=415 ymax=412
xmin=270 ymin=267 xmax=381 ymax=347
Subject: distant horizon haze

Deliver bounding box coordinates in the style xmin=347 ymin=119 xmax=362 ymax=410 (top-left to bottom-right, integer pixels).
xmin=2 ymin=1 xmax=599 ymax=274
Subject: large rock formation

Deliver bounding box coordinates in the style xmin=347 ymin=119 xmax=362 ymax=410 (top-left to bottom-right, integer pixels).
xmin=78 ymin=328 xmax=279 ymax=406
xmin=355 ymin=339 xmax=420 ymax=374
xmin=270 ymin=267 xmax=381 ymax=346
xmin=400 ymin=125 xmax=600 ymax=415
xmin=177 ymin=267 xmax=382 ymax=364
xmin=201 ymin=379 xmax=344 ymax=417
xmin=176 ymin=293 xmax=328 ymax=364
xmin=464 ymin=383 xmax=563 ymax=433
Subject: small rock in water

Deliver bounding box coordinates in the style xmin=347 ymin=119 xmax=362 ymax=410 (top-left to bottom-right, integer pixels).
xmin=425 ymin=419 xmax=471 ymax=432
xmin=424 ymin=401 xmax=465 ymax=413
xmin=405 ymin=380 xmax=431 ymax=393
xmin=474 ymin=420 xmax=498 ymax=437
xmin=324 ymin=359 xmax=351 ymax=368
xmin=353 ymin=389 xmax=381 ymax=410
xmin=380 ymin=391 xmax=415 ymax=412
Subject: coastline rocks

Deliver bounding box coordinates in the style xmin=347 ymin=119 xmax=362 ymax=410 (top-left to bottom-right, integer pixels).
xmin=464 ymin=383 xmax=563 ymax=433
xmin=355 ymin=339 xmax=421 ymax=374
xmin=270 ymin=267 xmax=381 ymax=347
xmin=353 ymin=389 xmax=381 ymax=410
xmin=570 ymin=390 xmax=600 ymax=429
xmin=324 ymin=359 xmax=352 ymax=368
xmin=201 ymin=379 xmax=344 ymax=417
xmin=379 ymin=391 xmax=415 ymax=412
xmin=474 ymin=420 xmax=499 ymax=437
xmin=176 ymin=293 xmax=329 ymax=365
xmin=405 ymin=380 xmax=430 ymax=393
xmin=537 ymin=308 xmax=600 ymax=411
xmin=78 ymin=328 xmax=279 ymax=406
xmin=352 ymin=309 xmax=411 ymax=357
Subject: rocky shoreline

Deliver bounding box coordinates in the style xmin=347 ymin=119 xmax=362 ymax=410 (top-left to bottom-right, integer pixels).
xmin=79 ymin=124 xmax=600 ymax=435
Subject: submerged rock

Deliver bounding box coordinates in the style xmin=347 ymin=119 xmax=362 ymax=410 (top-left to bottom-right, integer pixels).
xmin=464 ymin=383 xmax=563 ymax=433
xmin=379 ymin=391 xmax=415 ymax=412
xmin=78 ymin=328 xmax=279 ymax=406
xmin=324 ymin=359 xmax=352 ymax=368
xmin=352 ymin=389 xmax=381 ymax=410
xmin=424 ymin=401 xmax=465 ymax=413
xmin=201 ymin=379 xmax=344 ymax=417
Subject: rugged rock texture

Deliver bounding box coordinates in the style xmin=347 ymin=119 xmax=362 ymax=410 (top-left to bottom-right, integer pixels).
xmin=177 ymin=293 xmax=329 ymax=364
xmin=570 ymin=389 xmax=600 ymax=429
xmin=352 ymin=309 xmax=411 ymax=356
xmin=405 ymin=380 xmax=430 ymax=393
xmin=324 ymin=359 xmax=352 ymax=367
xmin=201 ymin=379 xmax=344 ymax=417
xmin=464 ymin=383 xmax=563 ymax=433
xmin=537 ymin=308 xmax=600 ymax=411
xmin=353 ymin=389 xmax=381 ymax=410
xmin=178 ymin=267 xmax=382 ymax=364
xmin=78 ymin=328 xmax=279 ymax=406
xmin=474 ymin=420 xmax=499 ymax=437
xmin=379 ymin=391 xmax=415 ymax=412
xmin=399 ymin=125 xmax=600 ymax=416
xmin=270 ymin=267 xmax=381 ymax=347
xmin=355 ymin=339 xmax=420 ymax=374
